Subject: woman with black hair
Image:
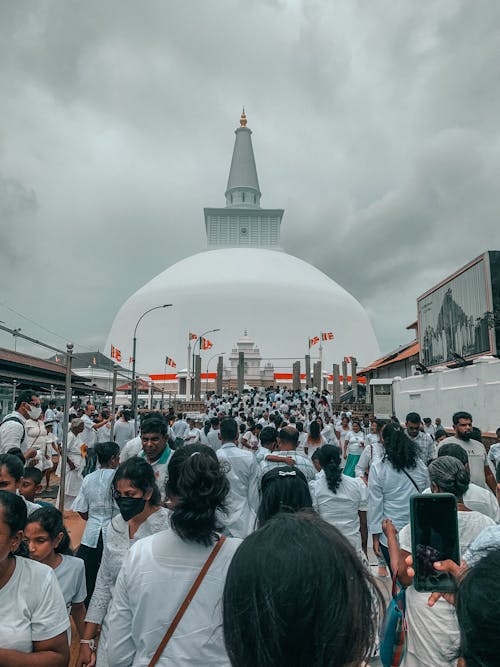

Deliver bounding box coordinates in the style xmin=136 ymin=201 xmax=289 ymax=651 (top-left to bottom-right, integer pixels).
xmin=0 ymin=491 xmax=70 ymax=666
xmin=25 ymin=505 xmax=87 ymax=638
xmin=77 ymin=456 xmax=169 ymax=667
xmin=368 ymin=423 xmax=429 ymax=569
xmin=305 ymin=419 xmax=325 ymax=460
xmin=223 ymin=512 xmax=382 ymax=667
xmin=310 ymin=445 xmax=368 ymax=556
xmin=106 ymin=444 xmax=240 ymax=666
xmin=257 ymin=465 xmax=313 ymax=527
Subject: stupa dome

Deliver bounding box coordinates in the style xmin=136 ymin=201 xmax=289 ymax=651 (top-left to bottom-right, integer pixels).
xmin=105 ymin=113 xmax=380 ymax=376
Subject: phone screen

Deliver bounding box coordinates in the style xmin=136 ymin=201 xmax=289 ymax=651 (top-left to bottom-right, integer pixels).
xmin=410 ymin=493 xmax=460 ymax=592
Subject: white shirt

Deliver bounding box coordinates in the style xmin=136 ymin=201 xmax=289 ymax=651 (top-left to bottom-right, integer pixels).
xmin=72 ymin=468 xmax=117 ymax=547
xmin=106 ymin=530 xmax=241 ymax=666
xmin=120 ymin=436 xmax=142 ymax=462
xmin=184 ymin=427 xmax=201 ymax=445
xmin=113 ymin=420 xmax=135 ymax=449
xmin=344 ymin=430 xmax=365 ymax=456
xmin=172 ymin=419 xmax=190 ymax=439
xmin=422 ymin=484 xmax=500 ymax=523
xmin=487 ymin=442 xmax=500 ymax=476
xmin=438 ymin=436 xmax=487 ymax=487
xmin=216 ymin=443 xmax=260 ymax=538
xmin=0 ymin=410 xmax=26 ymax=453
xmin=310 ymin=470 xmax=367 ymax=552
xmin=0 ymin=557 xmax=69 ymax=653
xmin=81 ymin=413 xmax=97 ymax=447
xmin=54 ymin=554 xmax=87 ymax=613
xmin=140 ymin=447 xmax=172 ymax=501
xmin=399 ymin=511 xmax=495 ymax=667
xmin=207 ymin=429 xmax=222 ymax=451
xmin=355 ymin=436 xmax=383 ymax=477
xmin=260 ymin=450 xmax=316 ymax=482
xmin=367 ymin=458 xmax=429 ymax=546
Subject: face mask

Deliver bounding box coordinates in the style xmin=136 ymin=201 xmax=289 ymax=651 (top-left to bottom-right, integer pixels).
xmin=28 ymin=406 xmax=42 ymax=420
xmin=115 ymin=496 xmax=146 ymax=521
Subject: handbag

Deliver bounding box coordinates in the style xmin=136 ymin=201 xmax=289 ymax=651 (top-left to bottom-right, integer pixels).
xmin=147 ymin=535 xmax=226 ymax=667
xmin=379 ymin=572 xmax=407 ymax=667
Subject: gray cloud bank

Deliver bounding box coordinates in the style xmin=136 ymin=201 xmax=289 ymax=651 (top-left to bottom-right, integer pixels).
xmin=0 ymin=0 xmax=499 ymax=360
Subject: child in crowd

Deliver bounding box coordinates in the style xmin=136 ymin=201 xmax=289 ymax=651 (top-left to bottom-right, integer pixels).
xmin=19 ymin=467 xmax=52 ymax=507
xmin=24 ymin=506 xmax=87 ymax=639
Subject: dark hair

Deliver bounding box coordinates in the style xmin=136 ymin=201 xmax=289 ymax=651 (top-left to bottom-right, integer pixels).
xmin=257 ymin=466 xmax=312 ymax=526
xmin=220 ymin=417 xmax=238 ymax=442
xmin=167 ymin=444 xmax=229 ymax=546
xmin=438 ymin=443 xmax=468 ymax=466
xmin=435 ymin=428 xmax=448 ymax=441
xmin=260 ymin=426 xmax=277 ymax=447
xmin=496 ymin=461 xmax=500 ymax=485
xmin=14 ymin=390 xmax=38 ymax=411
xmin=406 ymin=412 xmax=421 ymax=424
xmin=316 ymin=445 xmax=342 ymax=493
xmin=456 ymin=547 xmax=500 ymax=667
xmin=0 ymin=453 xmax=24 ymax=482
xmin=211 ymin=417 xmax=220 ymax=428
xmin=382 ymin=423 xmax=419 ymax=471
xmin=223 ymin=512 xmax=381 ymax=667
xmin=471 ymin=427 xmax=482 ymax=443
xmin=311 ymin=449 xmax=320 ymax=463
xmin=0 ymin=490 xmax=27 ymax=535
xmin=113 ymin=457 xmax=162 ymax=506
xmin=308 ymin=421 xmax=321 ymax=441
xmin=22 ymin=467 xmax=43 ymax=484
xmin=204 ymin=420 xmax=211 ymax=436
xmin=95 ymin=441 xmax=120 ymax=465
xmin=6 ymin=447 xmax=25 ymax=465
xmin=140 ymin=416 xmax=169 ymax=437
xmin=429 ymin=456 xmax=470 ymax=498
xmin=26 ymin=506 xmax=72 ymax=555
xmin=452 ymin=411 xmax=472 ymax=425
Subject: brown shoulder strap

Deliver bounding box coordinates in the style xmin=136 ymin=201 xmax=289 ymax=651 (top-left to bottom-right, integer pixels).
xmin=148 ymin=535 xmax=226 ymax=667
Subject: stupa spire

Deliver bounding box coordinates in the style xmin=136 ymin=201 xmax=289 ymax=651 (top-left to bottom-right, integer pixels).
xmin=225 ymin=109 xmax=261 ymax=208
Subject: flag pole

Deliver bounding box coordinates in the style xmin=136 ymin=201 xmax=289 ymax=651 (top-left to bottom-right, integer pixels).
xmin=187 ymin=335 xmax=191 ymax=400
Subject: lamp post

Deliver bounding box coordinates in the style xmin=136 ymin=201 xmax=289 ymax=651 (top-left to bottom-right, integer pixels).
xmin=131 ymin=304 xmax=173 ymax=433
xmin=206 ymin=352 xmax=225 ymax=397
xmin=191 ymin=328 xmax=220 ymax=398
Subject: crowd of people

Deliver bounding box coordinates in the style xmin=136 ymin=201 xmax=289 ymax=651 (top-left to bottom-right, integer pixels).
xmin=0 ymin=386 xmax=499 ymax=666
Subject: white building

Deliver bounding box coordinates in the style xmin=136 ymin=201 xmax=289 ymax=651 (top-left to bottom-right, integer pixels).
xmin=105 ymin=112 xmax=380 ymax=381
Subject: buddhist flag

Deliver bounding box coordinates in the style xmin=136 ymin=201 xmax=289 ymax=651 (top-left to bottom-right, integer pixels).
xmin=111 ymin=345 xmax=122 ymax=362
xmin=189 ymin=332 xmax=198 ymax=340
xmin=200 ymin=336 xmax=213 ymax=350
xmin=92 ymin=356 xmax=97 ymax=365
xmin=55 ymin=355 xmax=61 ymax=362
xmin=321 ymin=332 xmax=334 ymax=341
xmin=309 ymin=336 xmax=320 ymax=348
xmin=344 ymin=356 xmax=353 ymax=363
xmin=165 ymin=356 xmax=176 ymax=368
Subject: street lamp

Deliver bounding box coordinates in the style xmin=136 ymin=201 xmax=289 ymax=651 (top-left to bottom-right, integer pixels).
xmin=131 ymin=304 xmax=173 ymax=432
xmin=191 ymin=328 xmax=220 ymax=399
xmin=206 ymin=352 xmax=225 ymax=397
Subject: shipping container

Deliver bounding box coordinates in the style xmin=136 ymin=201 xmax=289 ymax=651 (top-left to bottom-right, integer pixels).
xmin=417 ymin=251 xmax=500 ymax=368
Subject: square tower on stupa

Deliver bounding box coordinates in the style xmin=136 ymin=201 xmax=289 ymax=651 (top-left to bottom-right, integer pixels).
xmin=204 ymin=110 xmax=284 ymax=248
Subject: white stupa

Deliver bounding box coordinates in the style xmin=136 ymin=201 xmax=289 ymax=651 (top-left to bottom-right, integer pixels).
xmin=105 ymin=111 xmax=380 ymax=379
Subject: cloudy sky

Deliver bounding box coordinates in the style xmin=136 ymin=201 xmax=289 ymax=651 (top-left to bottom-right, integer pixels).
xmin=1 ymin=0 xmax=499 ymax=363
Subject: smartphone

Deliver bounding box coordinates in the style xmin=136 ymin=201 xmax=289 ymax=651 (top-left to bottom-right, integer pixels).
xmin=410 ymin=493 xmax=460 ymax=593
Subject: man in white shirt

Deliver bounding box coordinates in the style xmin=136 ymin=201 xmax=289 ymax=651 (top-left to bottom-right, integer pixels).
xmin=405 ymin=412 xmax=436 ymax=464
xmin=216 ymin=417 xmax=259 ymax=538
xmin=139 ymin=415 xmax=172 ymax=501
xmin=0 ymin=391 xmax=40 ymax=462
xmin=171 ymin=413 xmax=189 ymax=445
xmin=439 ymin=411 xmax=495 ymax=491
xmin=260 ymin=426 xmax=316 ymax=482
xmin=207 ymin=417 xmax=222 ymax=452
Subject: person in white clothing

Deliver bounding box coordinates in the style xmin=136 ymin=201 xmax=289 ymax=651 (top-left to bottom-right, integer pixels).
xmin=310 ymin=445 xmax=368 ymax=556
xmin=0 ymin=491 xmax=70 ymax=666
xmin=0 ymin=390 xmax=40 ymax=465
xmin=0 ymin=452 xmax=41 ymax=516
xmin=56 ymin=418 xmax=85 ymax=509
xmin=207 ymin=417 xmax=222 ymax=451
xmin=24 ymin=415 xmax=49 ymax=471
xmin=355 ymin=418 xmax=386 ymax=482
xmin=260 ymin=426 xmax=316 ymax=482
xmin=384 ymin=456 xmax=495 ymax=667
xmin=106 ymin=444 xmax=241 ymax=667
xmin=487 ymin=426 xmax=500 ymax=476
xmin=77 ymin=457 xmax=170 ymax=667
xmin=216 ymin=418 xmax=260 ymax=538
xmin=112 ymin=410 xmax=135 ymax=450
xmin=72 ymin=441 xmax=120 ymax=604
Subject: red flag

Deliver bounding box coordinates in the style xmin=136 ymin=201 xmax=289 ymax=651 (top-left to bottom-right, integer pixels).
xmin=165 ymin=356 xmax=176 ymax=368
xmin=129 ymin=356 xmax=134 ymax=364
xmin=321 ymin=332 xmax=334 ymax=341
xmin=189 ymin=332 xmax=198 ymax=340
xmin=309 ymin=336 xmax=319 ymax=348
xmin=111 ymin=345 xmax=122 ymax=362
xmin=344 ymin=356 xmax=353 ymax=363
xmin=200 ymin=337 xmax=213 ymax=350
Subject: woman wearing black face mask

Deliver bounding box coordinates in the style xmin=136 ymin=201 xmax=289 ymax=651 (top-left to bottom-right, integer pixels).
xmin=77 ymin=457 xmax=169 ymax=667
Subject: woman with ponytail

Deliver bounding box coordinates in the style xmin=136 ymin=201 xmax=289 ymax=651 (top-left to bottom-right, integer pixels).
xmin=106 ymin=444 xmax=241 ymax=666
xmin=309 ymin=445 xmax=368 ymax=556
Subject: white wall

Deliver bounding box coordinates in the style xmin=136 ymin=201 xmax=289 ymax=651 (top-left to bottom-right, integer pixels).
xmin=393 ymin=356 xmax=500 ymax=434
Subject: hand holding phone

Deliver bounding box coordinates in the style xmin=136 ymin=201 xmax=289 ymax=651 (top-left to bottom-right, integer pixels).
xmin=410 ymin=493 xmax=460 ymax=593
